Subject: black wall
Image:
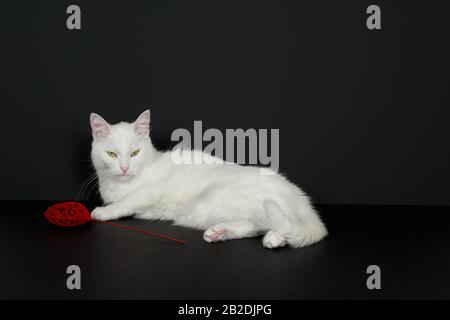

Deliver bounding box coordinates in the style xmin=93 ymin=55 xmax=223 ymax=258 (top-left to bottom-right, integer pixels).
xmin=2 ymin=0 xmax=449 ymax=205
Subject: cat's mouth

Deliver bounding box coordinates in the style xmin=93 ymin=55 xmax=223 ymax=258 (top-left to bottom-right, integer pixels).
xmin=115 ymin=173 xmax=133 ymax=179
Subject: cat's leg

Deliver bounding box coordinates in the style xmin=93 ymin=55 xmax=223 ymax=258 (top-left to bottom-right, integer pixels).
xmin=91 ymin=204 xmax=135 ymax=221
xmin=203 ymin=220 xmax=265 ymax=243
xmin=91 ymin=190 xmax=159 ymax=221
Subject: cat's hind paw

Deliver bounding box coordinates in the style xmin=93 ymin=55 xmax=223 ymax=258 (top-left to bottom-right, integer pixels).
xmin=262 ymin=230 xmax=287 ymax=249
xmin=203 ymin=227 xmax=227 ymax=243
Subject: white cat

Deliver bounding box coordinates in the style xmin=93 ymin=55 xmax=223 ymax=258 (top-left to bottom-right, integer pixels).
xmin=90 ymin=110 xmax=327 ymax=249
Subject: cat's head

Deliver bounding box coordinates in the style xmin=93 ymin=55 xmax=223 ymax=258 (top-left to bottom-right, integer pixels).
xmin=90 ymin=110 xmax=153 ymax=181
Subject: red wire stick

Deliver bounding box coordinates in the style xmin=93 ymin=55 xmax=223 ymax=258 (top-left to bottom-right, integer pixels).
xmin=93 ymin=220 xmax=186 ymax=244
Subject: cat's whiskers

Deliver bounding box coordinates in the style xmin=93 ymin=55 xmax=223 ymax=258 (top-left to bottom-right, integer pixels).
xmin=76 ymin=173 xmax=98 ymax=201
xmin=75 ymin=173 xmax=95 ymax=200
xmin=85 ymin=172 xmax=114 ymax=201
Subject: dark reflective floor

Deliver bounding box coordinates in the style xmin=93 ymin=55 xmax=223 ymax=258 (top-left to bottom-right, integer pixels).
xmin=0 ymin=201 xmax=449 ymax=299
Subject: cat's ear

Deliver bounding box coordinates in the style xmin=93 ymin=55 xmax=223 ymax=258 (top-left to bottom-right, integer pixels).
xmin=133 ymin=109 xmax=150 ymax=137
xmin=90 ymin=113 xmax=111 ymax=139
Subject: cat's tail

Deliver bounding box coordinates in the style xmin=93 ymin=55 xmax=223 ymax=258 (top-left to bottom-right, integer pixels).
xmin=263 ymin=200 xmax=328 ymax=248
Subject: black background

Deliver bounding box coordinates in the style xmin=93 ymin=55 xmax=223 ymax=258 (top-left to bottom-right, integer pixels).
xmin=2 ymin=0 xmax=449 ymax=205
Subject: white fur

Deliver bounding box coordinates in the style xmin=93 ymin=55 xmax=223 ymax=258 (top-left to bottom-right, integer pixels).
xmin=89 ymin=110 xmax=328 ymax=249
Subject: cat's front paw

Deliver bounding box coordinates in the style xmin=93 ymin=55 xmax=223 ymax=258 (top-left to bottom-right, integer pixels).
xmin=91 ymin=206 xmax=115 ymax=221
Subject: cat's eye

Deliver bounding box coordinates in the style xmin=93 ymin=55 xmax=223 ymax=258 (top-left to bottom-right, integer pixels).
xmin=106 ymin=151 xmax=117 ymax=158
xmin=130 ymin=149 xmax=140 ymax=157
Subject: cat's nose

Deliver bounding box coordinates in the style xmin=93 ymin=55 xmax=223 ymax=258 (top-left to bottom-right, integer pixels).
xmin=120 ymin=165 xmax=129 ymax=173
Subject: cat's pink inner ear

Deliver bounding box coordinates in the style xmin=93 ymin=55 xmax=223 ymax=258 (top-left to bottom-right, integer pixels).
xmin=134 ymin=110 xmax=150 ymax=137
xmin=90 ymin=113 xmax=111 ymax=139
